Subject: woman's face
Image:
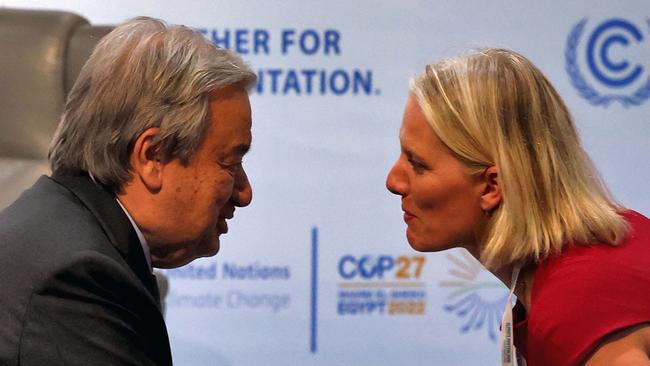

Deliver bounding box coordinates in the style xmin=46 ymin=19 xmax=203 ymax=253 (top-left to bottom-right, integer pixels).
xmin=386 ymin=95 xmax=486 ymax=253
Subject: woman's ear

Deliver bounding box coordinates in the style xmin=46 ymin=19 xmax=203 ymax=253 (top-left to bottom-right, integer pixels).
xmin=480 ymin=165 xmax=502 ymax=212
xmin=130 ymin=128 xmax=163 ymax=192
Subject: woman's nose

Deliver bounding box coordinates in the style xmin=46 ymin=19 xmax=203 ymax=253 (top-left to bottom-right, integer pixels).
xmin=386 ymin=159 xmax=407 ymax=196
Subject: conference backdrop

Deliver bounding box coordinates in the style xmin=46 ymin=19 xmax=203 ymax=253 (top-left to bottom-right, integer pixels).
xmin=4 ymin=1 xmax=649 ymax=365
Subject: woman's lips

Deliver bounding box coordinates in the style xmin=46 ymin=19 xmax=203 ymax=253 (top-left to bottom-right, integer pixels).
xmin=403 ymin=211 xmax=415 ymax=222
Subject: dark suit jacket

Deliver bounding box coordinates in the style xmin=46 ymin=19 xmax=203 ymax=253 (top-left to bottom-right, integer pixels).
xmin=0 ymin=173 xmax=172 ymax=365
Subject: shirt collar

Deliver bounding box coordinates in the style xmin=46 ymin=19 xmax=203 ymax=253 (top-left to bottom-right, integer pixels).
xmin=115 ymin=198 xmax=152 ymax=271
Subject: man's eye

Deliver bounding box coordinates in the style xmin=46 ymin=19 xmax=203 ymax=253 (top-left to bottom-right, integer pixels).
xmin=218 ymin=160 xmax=242 ymax=171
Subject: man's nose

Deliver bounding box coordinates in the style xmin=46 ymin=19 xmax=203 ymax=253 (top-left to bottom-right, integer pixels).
xmin=232 ymin=168 xmax=252 ymax=207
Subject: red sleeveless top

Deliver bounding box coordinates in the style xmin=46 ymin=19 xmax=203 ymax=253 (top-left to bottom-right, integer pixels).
xmin=513 ymin=210 xmax=650 ymax=366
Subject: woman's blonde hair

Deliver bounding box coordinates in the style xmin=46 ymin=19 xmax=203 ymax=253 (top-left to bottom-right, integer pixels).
xmin=411 ymin=48 xmax=627 ymax=270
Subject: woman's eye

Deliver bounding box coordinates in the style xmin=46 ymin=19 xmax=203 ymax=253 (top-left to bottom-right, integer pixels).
xmin=408 ymin=157 xmax=427 ymax=172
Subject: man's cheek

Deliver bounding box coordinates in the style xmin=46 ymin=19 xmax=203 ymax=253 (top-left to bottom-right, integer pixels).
xmin=213 ymin=190 xmax=231 ymax=212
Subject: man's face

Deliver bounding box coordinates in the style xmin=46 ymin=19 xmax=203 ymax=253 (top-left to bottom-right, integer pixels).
xmin=150 ymin=86 xmax=252 ymax=268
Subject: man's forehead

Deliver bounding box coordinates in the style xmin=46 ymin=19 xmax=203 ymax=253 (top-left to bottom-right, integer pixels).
xmin=208 ymin=84 xmax=250 ymax=102
xmin=209 ymin=124 xmax=251 ymax=156
xmin=208 ymin=88 xmax=251 ymax=123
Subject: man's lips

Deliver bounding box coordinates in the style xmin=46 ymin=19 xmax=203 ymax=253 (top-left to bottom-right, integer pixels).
xmin=216 ymin=210 xmax=234 ymax=234
xmin=217 ymin=217 xmax=229 ymax=234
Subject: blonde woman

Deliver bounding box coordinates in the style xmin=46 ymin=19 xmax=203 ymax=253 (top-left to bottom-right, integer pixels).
xmin=386 ymin=48 xmax=650 ymax=366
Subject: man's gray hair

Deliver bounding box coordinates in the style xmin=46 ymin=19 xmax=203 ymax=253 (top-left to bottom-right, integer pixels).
xmin=49 ymin=17 xmax=257 ymax=192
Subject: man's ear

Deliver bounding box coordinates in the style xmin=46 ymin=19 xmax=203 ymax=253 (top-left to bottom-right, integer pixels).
xmin=480 ymin=165 xmax=502 ymax=212
xmin=131 ymin=128 xmax=163 ymax=192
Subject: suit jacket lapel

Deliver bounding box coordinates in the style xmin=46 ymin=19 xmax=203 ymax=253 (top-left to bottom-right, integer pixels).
xmin=50 ymin=172 xmax=161 ymax=307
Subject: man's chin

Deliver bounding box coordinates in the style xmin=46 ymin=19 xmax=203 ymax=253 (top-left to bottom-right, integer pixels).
xmin=199 ymin=238 xmax=220 ymax=258
xmin=152 ymin=253 xmax=193 ymax=269
xmin=151 ymin=237 xmax=221 ymax=269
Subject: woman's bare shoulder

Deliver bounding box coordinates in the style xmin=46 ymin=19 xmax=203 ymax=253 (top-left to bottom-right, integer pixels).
xmin=585 ymin=324 xmax=650 ymax=366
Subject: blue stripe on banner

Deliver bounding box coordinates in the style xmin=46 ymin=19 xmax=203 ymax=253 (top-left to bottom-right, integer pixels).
xmin=310 ymin=226 xmax=318 ymax=353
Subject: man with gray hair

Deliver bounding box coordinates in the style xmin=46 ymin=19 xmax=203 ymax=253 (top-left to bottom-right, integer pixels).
xmin=0 ymin=17 xmax=256 ymax=365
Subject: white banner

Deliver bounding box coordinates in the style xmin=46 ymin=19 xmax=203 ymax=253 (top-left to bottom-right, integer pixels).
xmin=5 ymin=1 xmax=649 ymax=364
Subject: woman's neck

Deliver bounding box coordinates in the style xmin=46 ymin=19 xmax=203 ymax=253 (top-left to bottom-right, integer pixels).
xmin=463 ymin=246 xmax=535 ymax=310
xmin=493 ymin=264 xmax=535 ymax=310
xmin=464 ymin=247 xmax=535 ymax=310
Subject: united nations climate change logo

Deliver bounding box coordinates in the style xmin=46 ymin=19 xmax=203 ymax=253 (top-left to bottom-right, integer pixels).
xmin=439 ymin=251 xmax=508 ymax=342
xmin=566 ymin=17 xmax=650 ymax=107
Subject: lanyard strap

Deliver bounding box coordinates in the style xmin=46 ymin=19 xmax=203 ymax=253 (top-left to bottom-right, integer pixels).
xmin=501 ymin=265 xmax=520 ymax=366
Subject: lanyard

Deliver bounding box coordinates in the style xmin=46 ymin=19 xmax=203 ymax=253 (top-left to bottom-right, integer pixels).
xmin=501 ymin=265 xmax=522 ymax=366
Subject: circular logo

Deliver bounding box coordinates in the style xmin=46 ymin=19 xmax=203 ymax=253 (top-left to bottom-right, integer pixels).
xmin=566 ymin=18 xmax=650 ymax=107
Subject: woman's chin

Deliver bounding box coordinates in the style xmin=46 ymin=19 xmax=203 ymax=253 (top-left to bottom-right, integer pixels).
xmin=406 ymin=231 xmax=432 ymax=252
xmin=406 ymin=230 xmax=454 ymax=252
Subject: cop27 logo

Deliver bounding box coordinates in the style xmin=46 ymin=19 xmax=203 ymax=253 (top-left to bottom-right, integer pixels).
xmin=338 ymin=255 xmax=425 ymax=280
xmin=337 ymin=255 xmax=427 ymax=316
xmin=566 ymin=18 xmax=650 ymax=107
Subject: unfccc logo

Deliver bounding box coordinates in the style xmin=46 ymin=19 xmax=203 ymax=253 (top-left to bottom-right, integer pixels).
xmin=566 ymin=18 xmax=650 ymax=107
